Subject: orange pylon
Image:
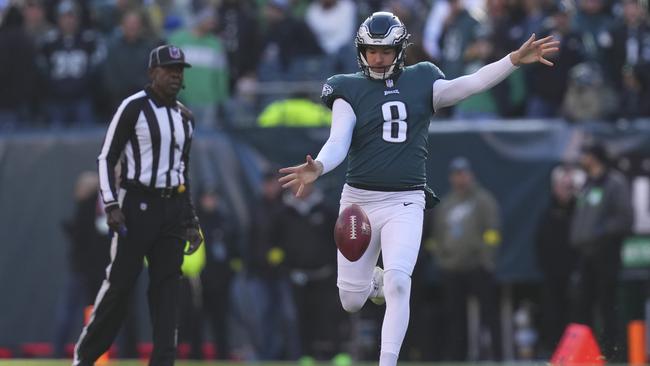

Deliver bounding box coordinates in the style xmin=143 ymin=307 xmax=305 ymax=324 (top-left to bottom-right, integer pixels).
xmin=551 ymin=323 xmax=604 ymax=366
xmin=84 ymin=306 xmax=109 ymax=365
xmin=628 ymin=320 xmax=646 ymax=365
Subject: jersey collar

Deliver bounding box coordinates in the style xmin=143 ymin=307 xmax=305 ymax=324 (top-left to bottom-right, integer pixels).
xmin=145 ymin=85 xmax=178 ymax=108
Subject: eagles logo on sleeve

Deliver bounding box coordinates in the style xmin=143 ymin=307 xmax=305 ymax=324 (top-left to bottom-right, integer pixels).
xmin=321 ymin=83 xmax=333 ymax=98
xmin=321 ymin=76 xmax=348 ymax=109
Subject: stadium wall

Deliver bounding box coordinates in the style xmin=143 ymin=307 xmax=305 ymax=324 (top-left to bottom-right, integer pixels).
xmin=1 ymin=121 xmax=649 ymax=348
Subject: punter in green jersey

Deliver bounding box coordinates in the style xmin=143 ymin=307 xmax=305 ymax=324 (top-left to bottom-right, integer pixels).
xmin=321 ymin=61 xmax=443 ymax=190
xmin=279 ymin=11 xmax=558 ymax=366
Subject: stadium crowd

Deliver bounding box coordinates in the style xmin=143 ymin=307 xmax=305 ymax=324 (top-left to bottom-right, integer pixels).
xmin=0 ymin=0 xmax=648 ymax=130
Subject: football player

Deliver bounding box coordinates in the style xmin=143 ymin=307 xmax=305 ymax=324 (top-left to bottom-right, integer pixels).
xmin=279 ymin=11 xmax=558 ymax=366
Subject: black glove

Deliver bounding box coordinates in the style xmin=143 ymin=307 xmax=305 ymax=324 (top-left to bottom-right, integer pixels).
xmin=184 ymin=221 xmax=203 ymax=255
xmin=105 ymin=205 xmax=127 ymax=237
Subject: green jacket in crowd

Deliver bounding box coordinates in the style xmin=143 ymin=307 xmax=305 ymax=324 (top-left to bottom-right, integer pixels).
xmin=169 ymin=30 xmax=229 ymax=107
xmin=432 ymin=184 xmax=501 ymax=272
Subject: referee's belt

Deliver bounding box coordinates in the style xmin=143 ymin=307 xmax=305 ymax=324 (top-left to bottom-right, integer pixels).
xmin=123 ymin=181 xmax=186 ymax=198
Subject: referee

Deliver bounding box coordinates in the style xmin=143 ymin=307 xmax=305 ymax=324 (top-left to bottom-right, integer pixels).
xmin=73 ymin=45 xmax=203 ymax=366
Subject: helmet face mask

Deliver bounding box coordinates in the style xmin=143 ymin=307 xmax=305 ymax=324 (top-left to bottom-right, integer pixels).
xmin=355 ymin=12 xmax=410 ymax=80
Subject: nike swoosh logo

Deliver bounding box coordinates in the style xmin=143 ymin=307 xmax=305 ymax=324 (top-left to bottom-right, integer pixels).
xmin=403 ymin=202 xmax=413 ymax=206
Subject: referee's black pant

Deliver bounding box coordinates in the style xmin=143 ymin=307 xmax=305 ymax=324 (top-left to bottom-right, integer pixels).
xmin=73 ymin=188 xmax=186 ymax=366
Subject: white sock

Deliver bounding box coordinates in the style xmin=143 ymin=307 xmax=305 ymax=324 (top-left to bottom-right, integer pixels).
xmin=380 ymin=270 xmax=411 ymax=360
xmin=379 ymin=351 xmax=399 ymax=366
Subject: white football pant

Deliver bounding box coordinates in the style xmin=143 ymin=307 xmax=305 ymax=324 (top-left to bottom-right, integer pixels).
xmin=336 ymin=183 xmax=425 ymax=358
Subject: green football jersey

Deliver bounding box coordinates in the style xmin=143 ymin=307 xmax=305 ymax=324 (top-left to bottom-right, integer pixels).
xmin=321 ymin=62 xmax=445 ymax=189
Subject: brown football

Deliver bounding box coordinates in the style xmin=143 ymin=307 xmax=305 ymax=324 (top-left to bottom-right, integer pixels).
xmin=334 ymin=204 xmax=372 ymax=262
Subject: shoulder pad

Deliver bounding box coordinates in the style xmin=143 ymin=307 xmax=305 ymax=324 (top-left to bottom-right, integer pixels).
xmin=415 ymin=61 xmax=446 ymax=80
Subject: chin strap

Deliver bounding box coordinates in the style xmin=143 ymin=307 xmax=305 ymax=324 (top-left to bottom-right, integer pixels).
xmin=368 ymin=64 xmax=397 ymax=80
xmin=359 ymin=53 xmax=398 ymax=80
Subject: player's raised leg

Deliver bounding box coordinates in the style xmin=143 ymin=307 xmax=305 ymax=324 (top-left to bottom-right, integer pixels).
xmin=336 ymin=203 xmax=383 ymax=312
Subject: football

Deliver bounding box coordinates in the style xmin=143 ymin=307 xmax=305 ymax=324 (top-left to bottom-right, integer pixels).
xmin=334 ymin=204 xmax=372 ymax=262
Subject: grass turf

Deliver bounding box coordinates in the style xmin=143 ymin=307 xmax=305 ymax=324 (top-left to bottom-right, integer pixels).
xmin=0 ymin=361 xmax=560 ymax=366
xmin=0 ymin=361 xmax=577 ymax=366
xmin=0 ymin=362 xmax=367 ymax=366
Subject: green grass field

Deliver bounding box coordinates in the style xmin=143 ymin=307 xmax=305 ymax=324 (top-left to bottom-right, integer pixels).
xmin=6 ymin=361 xmax=630 ymax=366
xmin=0 ymin=359 xmax=372 ymax=366
xmin=0 ymin=361 xmax=567 ymax=366
xmin=0 ymin=362 xmax=466 ymax=366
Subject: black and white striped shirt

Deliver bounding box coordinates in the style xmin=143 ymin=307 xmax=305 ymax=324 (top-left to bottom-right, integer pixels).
xmin=98 ymin=86 xmax=195 ymax=209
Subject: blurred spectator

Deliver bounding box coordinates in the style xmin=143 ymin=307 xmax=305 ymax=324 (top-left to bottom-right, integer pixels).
xmin=570 ymin=141 xmax=633 ymax=361
xmin=432 ymin=0 xmax=477 ymax=118
xmin=526 ymin=2 xmax=585 ymax=118
xmin=53 ymin=171 xmax=110 ymax=358
xmin=258 ymin=0 xmax=322 ymax=77
xmin=562 ymin=62 xmax=617 ymax=122
xmin=103 ymin=9 xmax=162 ymax=112
xmin=453 ymin=34 xmax=504 ymax=118
xmin=22 ymin=0 xmax=54 ymax=44
xmin=520 ymin=0 xmax=546 ymax=39
xmin=41 ymin=0 xmax=93 ymax=30
xmin=158 ymin=0 xmax=198 ymax=32
xmin=287 ymin=0 xmax=312 ymax=17
xmin=422 ymin=0 xmax=484 ymax=62
xmin=169 ymin=6 xmax=229 ymax=129
xmin=36 ymin=0 xmax=105 ymax=127
xmin=478 ymin=0 xmax=527 ymax=118
xmin=305 ymin=0 xmax=355 ymax=55
xmin=247 ymin=171 xmax=301 ymax=360
xmin=216 ymin=0 xmax=261 ymax=90
xmin=305 ymin=0 xmax=356 ymax=62
xmin=227 ymin=75 xmax=260 ymax=127
xmin=574 ymin=0 xmax=614 ymax=62
xmin=0 ymin=5 xmax=39 ymax=129
xmin=91 ymin=0 xmax=162 ymax=38
xmin=430 ymin=157 xmax=502 ymax=361
xmin=278 ymin=184 xmax=343 ymax=360
xmin=257 ymin=92 xmax=331 ymax=127
xmin=438 ymin=0 xmax=481 ymax=80
xmin=198 ymin=188 xmax=238 ymax=360
xmin=605 ymin=0 xmax=650 ymax=119
xmin=386 ymin=0 xmax=432 ymax=65
xmin=422 ymin=0 xmax=448 ymax=62
xmin=177 ymin=235 xmax=206 ymax=360
xmin=484 ymin=0 xmax=524 ymax=59
xmin=535 ymin=164 xmax=582 ymax=355
xmin=435 ymin=0 xmax=521 ymax=119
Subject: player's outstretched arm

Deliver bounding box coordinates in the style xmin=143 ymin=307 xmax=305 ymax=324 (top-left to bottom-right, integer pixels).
xmin=279 ymin=98 xmax=355 ymax=197
xmin=279 ymin=155 xmax=324 ymax=197
xmin=433 ymin=33 xmax=559 ymax=110
xmin=509 ymin=34 xmax=560 ymax=66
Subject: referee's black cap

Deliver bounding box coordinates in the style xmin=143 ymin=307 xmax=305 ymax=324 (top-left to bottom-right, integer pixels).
xmin=148 ymin=45 xmax=192 ymax=69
